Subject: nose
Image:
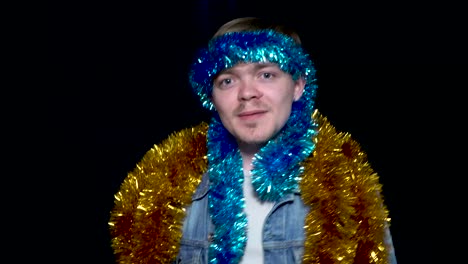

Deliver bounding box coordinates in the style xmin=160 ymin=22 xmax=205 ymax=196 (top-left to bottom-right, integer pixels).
xmin=238 ymin=80 xmax=262 ymax=101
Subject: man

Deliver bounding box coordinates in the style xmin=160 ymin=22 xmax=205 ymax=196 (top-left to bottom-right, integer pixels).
xmin=109 ymin=17 xmax=397 ymax=263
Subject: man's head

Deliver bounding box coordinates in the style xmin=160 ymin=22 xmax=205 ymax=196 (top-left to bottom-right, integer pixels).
xmin=189 ymin=17 xmax=317 ymax=148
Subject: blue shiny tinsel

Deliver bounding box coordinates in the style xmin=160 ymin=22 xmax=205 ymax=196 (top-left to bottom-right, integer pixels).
xmin=194 ymin=30 xmax=319 ymax=263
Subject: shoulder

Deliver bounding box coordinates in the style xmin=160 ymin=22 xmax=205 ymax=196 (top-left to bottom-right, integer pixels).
xmin=142 ymin=122 xmax=208 ymax=163
xmin=160 ymin=122 xmax=209 ymax=150
xmin=312 ymin=109 xmax=368 ymax=161
xmin=133 ymin=122 xmax=209 ymax=180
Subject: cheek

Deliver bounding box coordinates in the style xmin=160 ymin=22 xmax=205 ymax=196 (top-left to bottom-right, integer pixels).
xmin=278 ymin=91 xmax=295 ymax=108
xmin=276 ymin=92 xmax=295 ymax=119
xmin=211 ymin=93 xmax=222 ymax=110
xmin=212 ymin=95 xmax=231 ymax=117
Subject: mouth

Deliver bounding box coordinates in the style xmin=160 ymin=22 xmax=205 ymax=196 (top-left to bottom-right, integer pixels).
xmin=238 ymin=110 xmax=267 ymax=121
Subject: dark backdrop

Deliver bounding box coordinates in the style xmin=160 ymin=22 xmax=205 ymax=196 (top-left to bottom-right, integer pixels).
xmin=47 ymin=1 xmax=466 ymax=263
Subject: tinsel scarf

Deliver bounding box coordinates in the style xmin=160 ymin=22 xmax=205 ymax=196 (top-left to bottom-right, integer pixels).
xmin=108 ymin=110 xmax=393 ymax=264
xmin=190 ymin=30 xmax=319 ymax=262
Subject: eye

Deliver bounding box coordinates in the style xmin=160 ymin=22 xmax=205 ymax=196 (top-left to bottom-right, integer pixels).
xmin=263 ymin=72 xmax=272 ymax=79
xmin=260 ymin=72 xmax=276 ymax=79
xmin=220 ymin=78 xmax=232 ymax=85
xmin=215 ymin=77 xmax=233 ymax=88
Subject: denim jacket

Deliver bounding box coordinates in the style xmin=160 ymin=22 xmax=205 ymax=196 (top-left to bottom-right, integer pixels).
xmin=175 ymin=173 xmax=397 ymax=264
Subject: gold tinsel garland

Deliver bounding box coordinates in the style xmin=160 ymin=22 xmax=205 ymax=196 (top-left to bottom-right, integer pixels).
xmin=301 ymin=110 xmax=391 ymax=263
xmin=108 ymin=111 xmax=392 ymax=263
xmin=108 ymin=123 xmax=209 ymax=263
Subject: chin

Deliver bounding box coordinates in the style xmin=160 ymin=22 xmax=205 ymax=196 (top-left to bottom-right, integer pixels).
xmin=238 ymin=134 xmax=272 ymax=146
xmin=233 ymin=127 xmax=279 ymax=146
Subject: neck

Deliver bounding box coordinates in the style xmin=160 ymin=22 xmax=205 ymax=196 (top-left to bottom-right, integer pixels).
xmin=238 ymin=142 xmax=262 ymax=172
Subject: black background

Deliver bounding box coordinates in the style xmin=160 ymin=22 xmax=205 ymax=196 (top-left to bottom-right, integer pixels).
xmin=47 ymin=1 xmax=466 ymax=263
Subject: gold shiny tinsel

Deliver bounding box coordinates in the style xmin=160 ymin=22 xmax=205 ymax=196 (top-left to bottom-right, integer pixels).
xmin=108 ymin=111 xmax=393 ymax=263
xmin=108 ymin=123 xmax=208 ymax=263
xmin=301 ymin=110 xmax=391 ymax=263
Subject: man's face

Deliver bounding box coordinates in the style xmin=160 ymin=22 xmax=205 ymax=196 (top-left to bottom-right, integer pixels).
xmin=212 ymin=62 xmax=305 ymax=148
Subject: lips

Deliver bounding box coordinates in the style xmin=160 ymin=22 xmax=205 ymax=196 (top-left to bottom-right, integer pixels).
xmin=238 ymin=110 xmax=267 ymax=120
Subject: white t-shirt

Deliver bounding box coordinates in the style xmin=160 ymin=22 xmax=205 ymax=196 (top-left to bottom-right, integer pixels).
xmin=240 ymin=171 xmax=275 ymax=264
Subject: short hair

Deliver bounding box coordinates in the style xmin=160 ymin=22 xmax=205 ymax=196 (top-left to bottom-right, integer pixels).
xmin=212 ymin=17 xmax=302 ymax=45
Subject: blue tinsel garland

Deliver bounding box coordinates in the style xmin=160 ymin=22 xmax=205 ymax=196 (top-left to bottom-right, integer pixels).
xmin=190 ymin=30 xmax=319 ymax=263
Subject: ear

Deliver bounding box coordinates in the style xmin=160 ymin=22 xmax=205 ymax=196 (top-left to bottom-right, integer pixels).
xmin=293 ymin=77 xmax=306 ymax=101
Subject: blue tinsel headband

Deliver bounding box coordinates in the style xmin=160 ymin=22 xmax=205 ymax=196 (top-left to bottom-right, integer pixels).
xmin=188 ymin=29 xmax=318 ymax=111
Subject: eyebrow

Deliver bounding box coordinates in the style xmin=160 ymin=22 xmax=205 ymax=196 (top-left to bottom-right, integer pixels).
xmin=218 ymin=63 xmax=278 ymax=76
xmin=252 ymin=63 xmax=278 ymax=70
